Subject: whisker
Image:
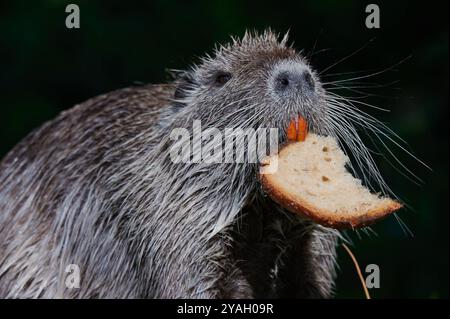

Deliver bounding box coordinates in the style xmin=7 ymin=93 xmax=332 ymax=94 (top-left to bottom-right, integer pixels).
xmin=328 ymin=93 xmax=391 ymax=112
xmin=319 ymin=38 xmax=376 ymax=75
xmin=394 ymin=213 xmax=414 ymax=237
xmin=322 ymin=55 xmax=412 ymax=85
xmin=322 ymin=69 xmax=378 ymax=78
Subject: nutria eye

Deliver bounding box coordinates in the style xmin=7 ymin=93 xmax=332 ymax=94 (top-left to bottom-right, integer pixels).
xmin=214 ymin=72 xmax=232 ymax=86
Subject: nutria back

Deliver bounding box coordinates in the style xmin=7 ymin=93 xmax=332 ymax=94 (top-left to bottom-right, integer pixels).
xmin=0 ymin=84 xmax=177 ymax=297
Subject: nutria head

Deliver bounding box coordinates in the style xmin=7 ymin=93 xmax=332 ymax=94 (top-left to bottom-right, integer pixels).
xmin=168 ymin=30 xmax=327 ymax=141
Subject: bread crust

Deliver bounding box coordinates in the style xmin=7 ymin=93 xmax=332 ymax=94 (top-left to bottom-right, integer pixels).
xmin=259 ymin=142 xmax=403 ymax=229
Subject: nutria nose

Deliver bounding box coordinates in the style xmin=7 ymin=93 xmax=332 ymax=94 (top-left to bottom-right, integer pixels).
xmin=274 ymin=69 xmax=315 ymax=96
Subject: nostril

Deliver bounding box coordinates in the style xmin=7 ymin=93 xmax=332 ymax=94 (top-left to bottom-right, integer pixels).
xmin=280 ymin=77 xmax=289 ymax=86
xmin=303 ymin=71 xmax=315 ymax=90
xmin=274 ymin=69 xmax=315 ymax=96
xmin=276 ymin=73 xmax=290 ymax=89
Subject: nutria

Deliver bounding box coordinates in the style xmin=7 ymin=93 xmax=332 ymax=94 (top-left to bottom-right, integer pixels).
xmin=0 ymin=30 xmax=375 ymax=298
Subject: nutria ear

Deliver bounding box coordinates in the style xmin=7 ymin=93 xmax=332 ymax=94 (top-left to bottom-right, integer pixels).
xmin=173 ymin=71 xmax=198 ymax=106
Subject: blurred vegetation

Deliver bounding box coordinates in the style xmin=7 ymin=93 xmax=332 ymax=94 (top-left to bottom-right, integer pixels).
xmin=0 ymin=0 xmax=448 ymax=298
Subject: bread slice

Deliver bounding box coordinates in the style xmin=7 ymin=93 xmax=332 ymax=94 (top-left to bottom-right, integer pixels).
xmin=259 ymin=133 xmax=402 ymax=229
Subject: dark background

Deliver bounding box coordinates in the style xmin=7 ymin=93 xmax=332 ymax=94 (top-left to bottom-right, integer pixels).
xmin=0 ymin=0 xmax=448 ymax=298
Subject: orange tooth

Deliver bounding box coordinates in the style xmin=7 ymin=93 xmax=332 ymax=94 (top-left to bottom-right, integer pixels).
xmin=297 ymin=116 xmax=308 ymax=142
xmin=287 ymin=119 xmax=298 ymax=141
xmin=287 ymin=116 xmax=308 ymax=142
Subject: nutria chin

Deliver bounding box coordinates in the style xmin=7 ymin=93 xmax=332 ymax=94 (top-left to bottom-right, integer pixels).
xmin=0 ymin=30 xmax=344 ymax=298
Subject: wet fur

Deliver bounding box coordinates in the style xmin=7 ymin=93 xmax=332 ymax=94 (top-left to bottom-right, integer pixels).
xmin=0 ymin=31 xmax=340 ymax=298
